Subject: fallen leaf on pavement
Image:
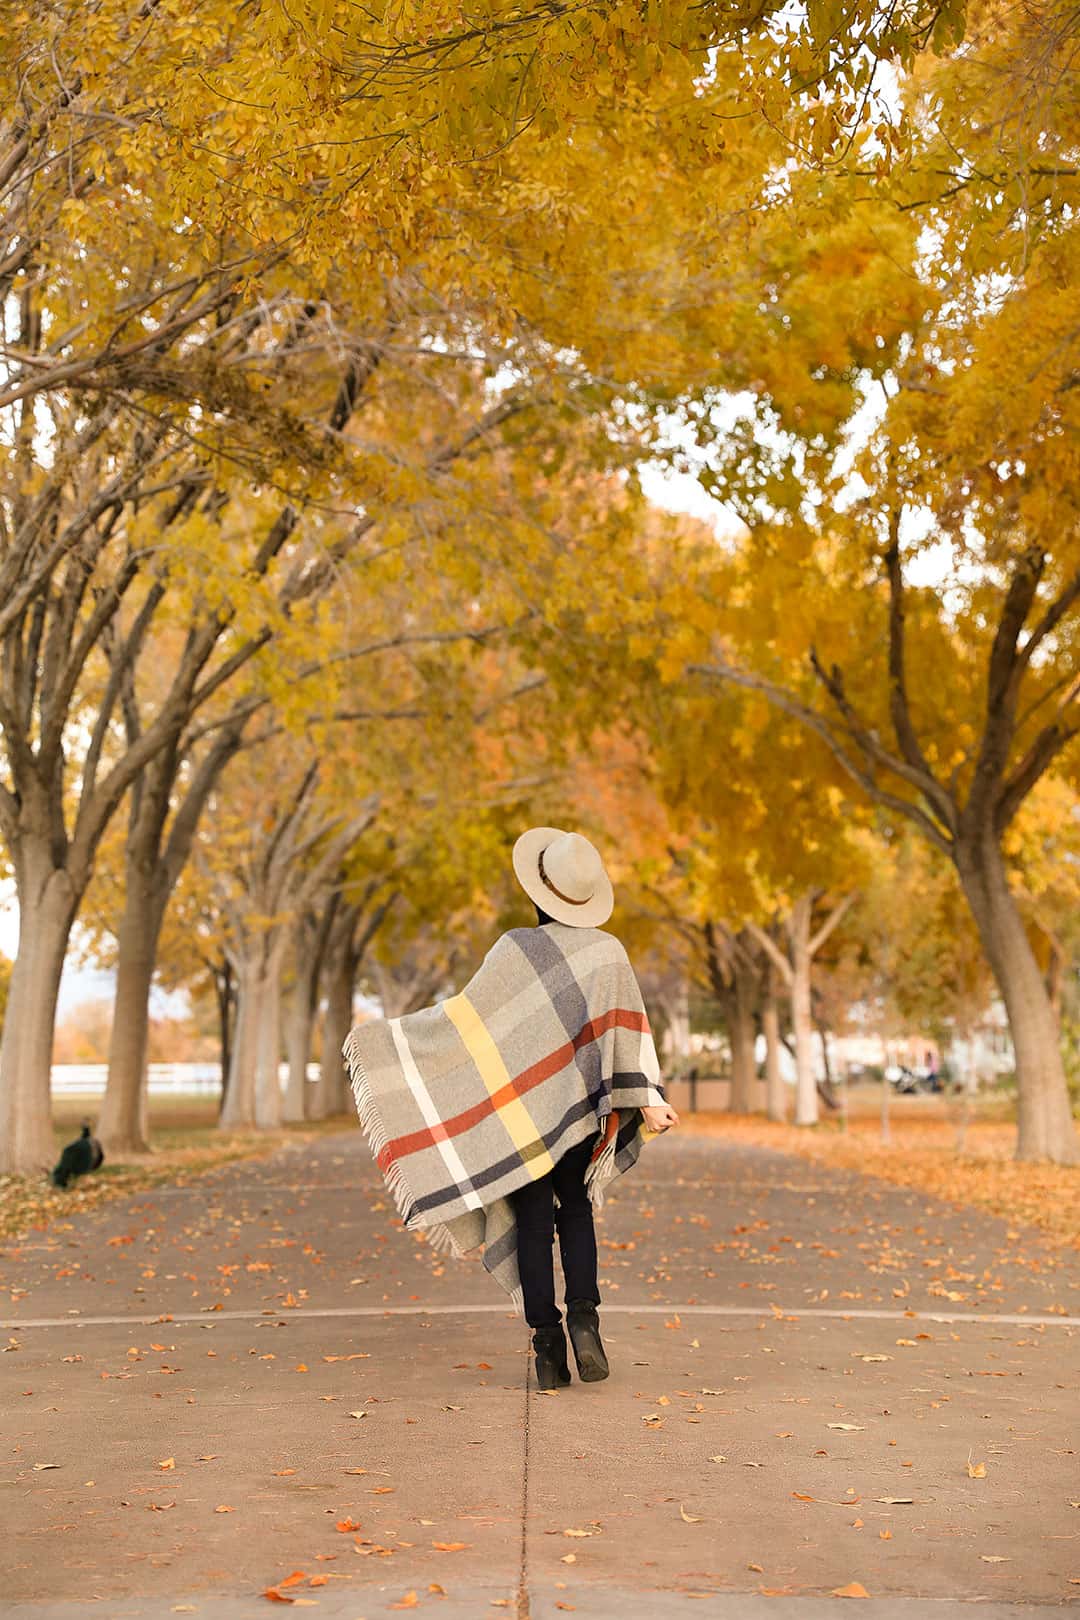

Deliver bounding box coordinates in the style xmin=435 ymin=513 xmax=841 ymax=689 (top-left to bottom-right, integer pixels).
xmin=831 ymin=1583 xmax=870 ymax=1598
xmin=980 ymin=1556 xmax=1010 ymax=1563
xmin=827 ymin=1424 xmax=865 ymax=1432
xmin=967 ymin=1461 xmax=987 ymax=1479
xmin=390 ymin=1594 xmax=418 ymax=1611
xmin=748 ymin=1563 xmax=763 ymax=1573
xmin=432 ymin=1542 xmax=469 ymax=1551
xmin=336 ymin=1520 xmax=362 ymax=1533
xmin=262 ymin=1590 xmax=294 ymax=1605
xmin=877 ymin=1497 xmax=913 ymax=1505
xmin=349 ymin=1411 xmax=368 ymax=1420
xmin=32 ymin=1463 xmax=60 ymax=1471
xmin=214 ymin=1505 xmax=234 ymax=1513
xmin=158 ymin=1459 xmax=175 ymax=1470
xmin=680 ymin=1505 xmax=704 ymax=1523
xmin=561 ymin=1553 xmax=576 ymax=1564
xmin=278 ymin=1573 xmax=307 ymax=1589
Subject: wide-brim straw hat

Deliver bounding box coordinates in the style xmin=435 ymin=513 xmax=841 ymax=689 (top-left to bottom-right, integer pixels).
xmin=512 ymin=826 xmax=614 ymax=929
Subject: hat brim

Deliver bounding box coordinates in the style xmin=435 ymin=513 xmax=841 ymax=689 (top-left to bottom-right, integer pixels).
xmin=512 ymin=826 xmax=614 ymax=929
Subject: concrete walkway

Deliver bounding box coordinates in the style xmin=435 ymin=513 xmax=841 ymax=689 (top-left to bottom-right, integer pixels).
xmin=2 ymin=1130 xmax=1078 ymax=1616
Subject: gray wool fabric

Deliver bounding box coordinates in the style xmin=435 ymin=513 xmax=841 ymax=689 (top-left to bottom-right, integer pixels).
xmin=342 ymin=923 xmax=665 ymax=1311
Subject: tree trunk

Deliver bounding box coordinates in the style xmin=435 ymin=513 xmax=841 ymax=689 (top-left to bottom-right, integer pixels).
xmin=214 ymin=958 xmax=235 ymax=1114
xmin=0 ymin=842 xmax=79 ymax=1175
xmin=658 ymin=981 xmax=692 ymax=1074
xmin=283 ymin=985 xmax=315 ymax=1124
xmin=220 ymin=956 xmax=261 ymax=1129
xmin=103 ymin=723 xmax=246 ymax=1147
xmin=762 ymin=970 xmax=786 ymax=1123
xmin=318 ymin=946 xmax=355 ymax=1120
xmin=789 ymin=894 xmax=818 ymax=1127
xmin=254 ymin=943 xmax=285 ymax=1129
xmin=98 ymin=861 xmax=168 ymax=1155
xmin=956 ymin=834 xmax=1079 ymax=1165
xmin=727 ymin=961 xmax=757 ymax=1113
xmin=282 ymin=901 xmax=337 ymax=1123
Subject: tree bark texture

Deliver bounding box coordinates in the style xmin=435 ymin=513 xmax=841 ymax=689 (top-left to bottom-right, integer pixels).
xmin=726 ymin=959 xmax=758 ymax=1113
xmin=0 ymin=839 xmax=79 ymax=1174
xmin=788 ymin=895 xmax=818 ymax=1127
xmin=98 ymin=860 xmax=171 ymax=1154
xmin=762 ymin=969 xmax=786 ymax=1123
xmin=956 ymin=834 xmax=1079 ymax=1164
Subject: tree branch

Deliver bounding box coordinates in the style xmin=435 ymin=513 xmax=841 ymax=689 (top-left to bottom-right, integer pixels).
xmin=692 ymin=661 xmax=955 ymax=855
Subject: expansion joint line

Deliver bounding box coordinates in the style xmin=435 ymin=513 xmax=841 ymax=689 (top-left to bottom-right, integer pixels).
xmin=517 ymin=1343 xmax=532 ymax=1620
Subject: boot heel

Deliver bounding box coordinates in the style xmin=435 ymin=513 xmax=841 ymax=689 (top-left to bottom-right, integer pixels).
xmin=566 ymin=1301 xmax=609 ymax=1382
xmin=532 ymin=1325 xmax=571 ymax=1389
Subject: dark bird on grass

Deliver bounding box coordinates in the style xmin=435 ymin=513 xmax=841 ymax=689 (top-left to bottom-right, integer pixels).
xmin=51 ymin=1123 xmax=104 ymax=1188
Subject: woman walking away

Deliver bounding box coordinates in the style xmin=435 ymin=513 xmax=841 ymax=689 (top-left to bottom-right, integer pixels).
xmin=343 ymin=826 xmax=679 ymax=1388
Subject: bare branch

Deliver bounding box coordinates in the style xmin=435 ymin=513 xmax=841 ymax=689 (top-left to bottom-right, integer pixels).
xmin=809 ymin=892 xmax=855 ymax=957
xmin=884 ymin=517 xmax=953 ymax=826
xmin=744 ymin=920 xmax=793 ymax=986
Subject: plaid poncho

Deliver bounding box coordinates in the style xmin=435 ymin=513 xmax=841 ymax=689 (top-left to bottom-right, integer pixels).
xmin=342 ymin=923 xmax=665 ymax=1312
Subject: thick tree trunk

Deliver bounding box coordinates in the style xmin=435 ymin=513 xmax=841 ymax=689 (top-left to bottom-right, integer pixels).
xmin=220 ymin=956 xmax=261 ymax=1129
xmin=727 ymin=963 xmax=758 ymax=1113
xmin=282 ymin=902 xmax=337 ymax=1123
xmin=103 ymin=724 xmax=246 ymax=1147
xmin=318 ymin=947 xmax=355 ymax=1120
xmin=789 ymin=894 xmax=818 ymax=1127
xmin=762 ymin=970 xmax=786 ymax=1123
xmin=99 ymin=862 xmax=168 ymax=1155
xmin=0 ymin=842 xmax=78 ymax=1175
xmin=956 ymin=834 xmax=1079 ymax=1164
xmin=254 ymin=945 xmax=285 ymax=1129
xmin=283 ymin=986 xmax=315 ymax=1124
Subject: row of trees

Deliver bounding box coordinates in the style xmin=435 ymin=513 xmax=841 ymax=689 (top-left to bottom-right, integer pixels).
xmin=2 ymin=0 xmax=1079 ymax=1168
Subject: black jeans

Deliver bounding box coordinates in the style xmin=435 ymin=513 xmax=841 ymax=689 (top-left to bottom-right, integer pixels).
xmin=509 ymin=1136 xmax=601 ymax=1329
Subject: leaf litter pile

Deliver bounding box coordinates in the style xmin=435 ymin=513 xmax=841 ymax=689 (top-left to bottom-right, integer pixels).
xmin=684 ymin=1111 xmax=1080 ymax=1249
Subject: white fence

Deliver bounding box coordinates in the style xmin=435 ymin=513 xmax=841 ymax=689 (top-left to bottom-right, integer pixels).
xmin=53 ymin=1062 xmax=224 ymax=1097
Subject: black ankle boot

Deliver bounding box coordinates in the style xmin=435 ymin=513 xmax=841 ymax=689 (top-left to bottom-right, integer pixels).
xmin=532 ymin=1324 xmax=571 ymax=1390
xmin=566 ymin=1300 xmax=609 ymax=1382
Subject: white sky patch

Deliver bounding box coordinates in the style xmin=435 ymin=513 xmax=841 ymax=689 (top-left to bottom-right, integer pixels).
xmin=639 ymin=461 xmax=745 ymax=537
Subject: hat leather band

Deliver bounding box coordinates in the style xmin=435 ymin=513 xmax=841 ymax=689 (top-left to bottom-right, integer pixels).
xmin=539 ymin=847 xmax=591 ymax=907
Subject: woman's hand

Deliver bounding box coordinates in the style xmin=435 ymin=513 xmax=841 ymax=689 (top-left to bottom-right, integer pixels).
xmin=642 ymin=1103 xmax=680 ymax=1133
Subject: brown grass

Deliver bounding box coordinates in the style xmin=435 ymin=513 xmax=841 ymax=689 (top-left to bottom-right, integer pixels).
xmin=681 ymin=1095 xmax=1080 ymax=1249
